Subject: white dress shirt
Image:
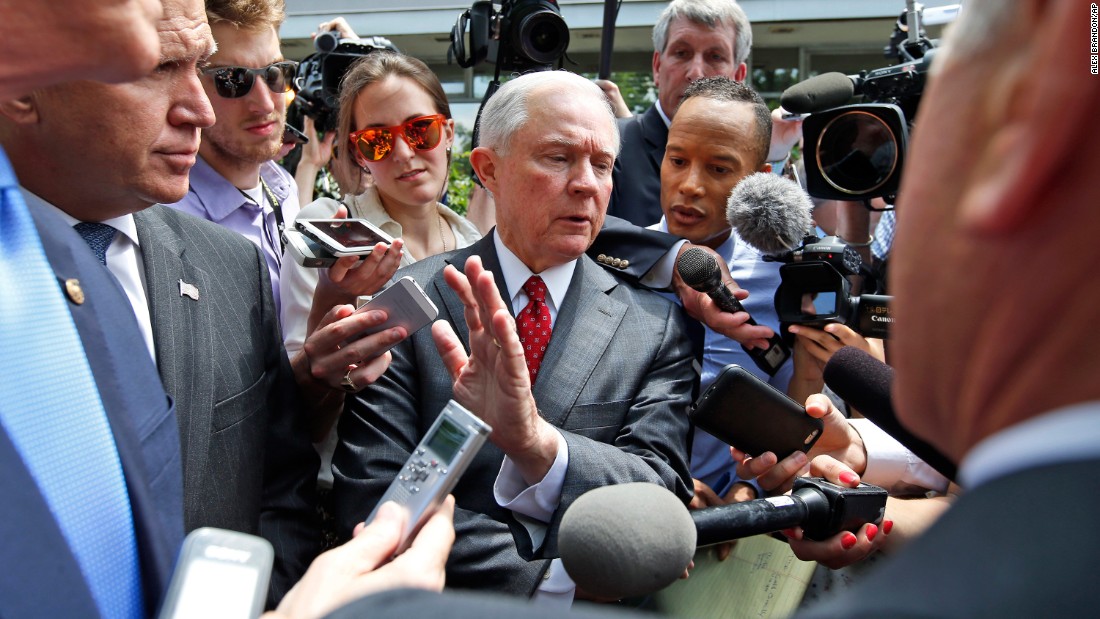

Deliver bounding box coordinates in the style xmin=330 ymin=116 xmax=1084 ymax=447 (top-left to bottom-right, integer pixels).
xmin=490 ymin=231 xmax=576 ymax=605
xmin=24 ymin=190 xmax=155 ymax=361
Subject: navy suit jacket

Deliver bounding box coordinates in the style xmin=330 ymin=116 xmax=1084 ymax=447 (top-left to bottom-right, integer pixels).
xmin=608 ymin=105 xmax=668 ymax=227
xmin=0 ymin=204 xmax=184 ymax=617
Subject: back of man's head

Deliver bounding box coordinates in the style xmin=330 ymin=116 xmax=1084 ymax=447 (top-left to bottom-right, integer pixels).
xmin=206 ymin=0 xmax=285 ymax=31
xmin=681 ymin=76 xmax=770 ymax=168
xmin=653 ymin=0 xmax=752 ymax=66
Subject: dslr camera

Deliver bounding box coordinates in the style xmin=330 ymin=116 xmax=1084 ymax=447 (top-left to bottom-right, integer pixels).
xmin=783 ymin=1 xmax=954 ymax=203
xmin=450 ymin=0 xmax=570 ymax=75
xmin=294 ymin=32 xmax=399 ymax=133
xmin=771 ymin=235 xmax=892 ymax=339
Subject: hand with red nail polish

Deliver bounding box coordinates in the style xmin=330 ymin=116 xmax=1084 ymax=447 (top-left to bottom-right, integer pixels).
xmin=865 ymin=523 xmax=879 ymax=542
xmin=840 ymin=532 xmax=858 ymax=550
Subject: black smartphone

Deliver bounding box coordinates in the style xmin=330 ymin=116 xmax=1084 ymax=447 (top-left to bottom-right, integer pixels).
xmin=689 ymin=364 xmax=823 ymax=460
xmin=283 ymin=123 xmax=309 ymax=145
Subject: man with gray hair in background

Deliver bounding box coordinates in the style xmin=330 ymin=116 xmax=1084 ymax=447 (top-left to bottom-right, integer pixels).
xmin=609 ymin=0 xmax=753 ymax=226
xmin=332 ymin=69 xmax=696 ymax=604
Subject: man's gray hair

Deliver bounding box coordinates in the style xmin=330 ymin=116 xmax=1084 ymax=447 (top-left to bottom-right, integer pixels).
xmin=477 ymin=71 xmax=620 ymax=155
xmin=653 ymin=0 xmax=752 ymax=66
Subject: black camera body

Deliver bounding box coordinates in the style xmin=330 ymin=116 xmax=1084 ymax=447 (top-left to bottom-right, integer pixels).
xmin=294 ymin=34 xmax=398 ymax=133
xmin=792 ymin=3 xmax=941 ymax=203
xmin=450 ymin=0 xmax=570 ymax=74
xmin=770 ymin=235 xmax=892 ymax=339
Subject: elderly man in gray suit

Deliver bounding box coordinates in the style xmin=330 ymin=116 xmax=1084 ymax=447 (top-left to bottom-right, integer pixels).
xmin=0 ymin=0 xmax=413 ymax=602
xmin=332 ymin=70 xmax=695 ymax=603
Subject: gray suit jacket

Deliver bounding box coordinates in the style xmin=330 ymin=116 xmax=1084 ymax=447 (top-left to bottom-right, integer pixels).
xmin=134 ymin=205 xmax=319 ymax=602
xmin=332 ymin=233 xmax=694 ymax=596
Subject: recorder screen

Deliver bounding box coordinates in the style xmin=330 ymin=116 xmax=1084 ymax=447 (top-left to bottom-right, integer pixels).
xmin=426 ymin=417 xmax=469 ymax=465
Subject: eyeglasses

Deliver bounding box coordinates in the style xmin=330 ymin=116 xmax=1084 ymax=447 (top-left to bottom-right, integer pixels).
xmin=348 ymin=114 xmax=447 ymax=165
xmin=201 ymin=61 xmax=298 ymax=99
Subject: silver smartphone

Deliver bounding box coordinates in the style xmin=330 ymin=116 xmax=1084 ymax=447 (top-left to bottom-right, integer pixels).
xmin=283 ymin=228 xmax=337 ymax=268
xmin=365 ymin=399 xmax=491 ymax=552
xmin=349 ymin=276 xmax=438 ymax=351
xmin=158 ymin=528 xmax=273 ymax=619
xmin=296 ymin=218 xmax=394 ymax=257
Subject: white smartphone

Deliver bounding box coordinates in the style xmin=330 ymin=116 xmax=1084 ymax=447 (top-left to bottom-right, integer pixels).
xmin=365 ymin=399 xmax=491 ymax=553
xmin=296 ymin=218 xmax=394 ymax=257
xmin=283 ymin=228 xmax=337 ymax=268
xmin=158 ymin=528 xmax=273 ymax=619
xmin=349 ymin=276 xmax=438 ymax=350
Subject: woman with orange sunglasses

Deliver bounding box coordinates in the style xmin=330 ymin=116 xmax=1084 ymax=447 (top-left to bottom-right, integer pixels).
xmin=281 ymin=52 xmax=481 ymax=363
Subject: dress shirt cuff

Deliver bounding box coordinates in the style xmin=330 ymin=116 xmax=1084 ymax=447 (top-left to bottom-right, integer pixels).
xmin=494 ymin=429 xmax=569 ymax=526
xmin=641 ymin=239 xmax=688 ymax=290
xmin=533 ymin=559 xmax=577 ymax=606
xmin=851 ymin=419 xmax=949 ymax=495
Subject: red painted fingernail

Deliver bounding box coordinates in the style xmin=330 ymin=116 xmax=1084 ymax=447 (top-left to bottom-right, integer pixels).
xmin=883 ymin=520 xmax=894 ymax=535
xmin=841 ymin=532 xmax=857 ymax=550
xmin=839 ymin=471 xmax=859 ymax=486
xmin=866 ymin=524 xmax=879 ymax=542
xmin=781 ymin=528 xmax=798 ymax=538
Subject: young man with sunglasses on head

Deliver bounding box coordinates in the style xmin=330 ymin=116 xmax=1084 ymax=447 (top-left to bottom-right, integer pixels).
xmin=166 ymin=0 xmax=300 ymax=314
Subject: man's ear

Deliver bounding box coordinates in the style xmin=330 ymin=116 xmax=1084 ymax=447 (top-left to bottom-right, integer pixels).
xmin=469 ymin=146 xmax=498 ymax=194
xmin=958 ymin=0 xmax=1098 ymax=235
xmin=0 ymin=96 xmax=39 ymax=124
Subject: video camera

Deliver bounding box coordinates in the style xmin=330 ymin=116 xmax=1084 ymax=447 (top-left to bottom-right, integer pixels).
xmin=294 ymin=32 xmax=399 ymax=133
xmin=449 ymin=0 xmax=570 ymax=75
xmin=782 ymin=1 xmax=957 ymax=204
xmin=770 ymin=234 xmax=892 ymax=339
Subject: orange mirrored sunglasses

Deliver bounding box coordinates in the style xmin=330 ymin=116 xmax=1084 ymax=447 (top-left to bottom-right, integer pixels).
xmin=348 ymin=114 xmax=446 ymax=165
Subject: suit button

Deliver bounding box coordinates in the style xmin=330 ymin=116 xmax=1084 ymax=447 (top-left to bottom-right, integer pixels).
xmin=621 ymin=260 xmax=629 ymax=268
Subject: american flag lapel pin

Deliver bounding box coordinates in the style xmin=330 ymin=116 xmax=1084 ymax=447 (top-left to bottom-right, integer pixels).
xmin=178 ymin=279 xmax=200 ymax=301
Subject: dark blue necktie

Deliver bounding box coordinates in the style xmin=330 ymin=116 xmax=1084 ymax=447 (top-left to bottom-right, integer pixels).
xmin=74 ymin=221 xmax=117 ymax=266
xmin=0 ymin=151 xmax=144 ymax=618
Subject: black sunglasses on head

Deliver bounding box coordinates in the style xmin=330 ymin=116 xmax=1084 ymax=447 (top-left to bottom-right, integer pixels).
xmin=201 ymin=61 xmax=298 ymax=99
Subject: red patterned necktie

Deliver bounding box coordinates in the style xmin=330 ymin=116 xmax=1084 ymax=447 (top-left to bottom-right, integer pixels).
xmin=518 ymin=275 xmax=552 ymax=384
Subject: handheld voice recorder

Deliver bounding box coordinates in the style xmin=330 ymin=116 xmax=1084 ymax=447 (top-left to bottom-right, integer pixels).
xmin=365 ymin=399 xmax=491 ymax=552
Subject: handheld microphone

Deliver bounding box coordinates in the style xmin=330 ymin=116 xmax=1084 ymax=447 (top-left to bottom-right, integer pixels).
xmin=677 ymin=247 xmax=790 ymax=376
xmin=558 ymin=482 xmax=696 ymax=601
xmin=559 ymin=478 xmax=887 ymax=599
xmin=726 ymin=173 xmax=815 ymax=257
xmin=823 ymin=346 xmax=957 ymax=482
xmin=779 ymin=72 xmax=860 ymax=114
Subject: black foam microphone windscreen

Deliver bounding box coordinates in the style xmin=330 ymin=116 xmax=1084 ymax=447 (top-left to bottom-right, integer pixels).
xmin=780 ymin=72 xmax=857 ymax=114
xmin=726 ymin=173 xmax=814 ymax=257
xmin=558 ymin=483 xmax=695 ymax=600
xmin=823 ymin=346 xmax=957 ymax=481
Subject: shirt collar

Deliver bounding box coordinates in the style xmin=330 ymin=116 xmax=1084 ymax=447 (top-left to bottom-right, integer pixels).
xmin=655 ymin=100 xmax=672 ymax=128
xmin=20 ymin=188 xmax=140 ymax=248
xmin=186 ymin=156 xmax=252 ymax=222
xmin=492 ymin=230 xmax=575 ymax=313
xmin=959 ymin=400 xmax=1100 ymax=488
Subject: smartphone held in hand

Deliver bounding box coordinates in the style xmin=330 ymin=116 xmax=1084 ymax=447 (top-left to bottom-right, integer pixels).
xmin=297 ymin=218 xmax=393 ymax=257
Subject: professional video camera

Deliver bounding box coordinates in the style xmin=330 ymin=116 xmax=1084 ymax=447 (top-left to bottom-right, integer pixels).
xmin=450 ymin=0 xmax=570 ymax=76
xmin=781 ymin=1 xmax=958 ymax=204
xmin=770 ymin=234 xmax=892 ymax=339
xmin=294 ymin=32 xmax=399 ymax=133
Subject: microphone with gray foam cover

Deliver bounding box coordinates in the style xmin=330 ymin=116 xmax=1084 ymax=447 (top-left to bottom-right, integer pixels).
xmin=726 ymin=172 xmax=815 ymax=257
xmin=558 ymin=483 xmax=696 ymax=600
xmin=559 ymin=479 xmax=888 ymax=599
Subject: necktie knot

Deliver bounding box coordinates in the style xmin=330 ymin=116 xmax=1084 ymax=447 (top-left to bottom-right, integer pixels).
xmin=523 ymin=276 xmax=547 ymax=304
xmin=74 ymin=222 xmax=117 ymax=266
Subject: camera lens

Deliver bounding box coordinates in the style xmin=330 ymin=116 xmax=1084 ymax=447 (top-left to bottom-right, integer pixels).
xmin=513 ymin=6 xmax=569 ymax=65
xmin=816 ymin=110 xmax=898 ymax=195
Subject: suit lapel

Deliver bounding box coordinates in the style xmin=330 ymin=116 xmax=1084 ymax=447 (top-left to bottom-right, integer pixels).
xmin=533 ymin=258 xmax=626 ymax=427
xmin=436 ymin=239 xmax=626 ymax=427
xmin=641 ymin=105 xmax=669 ymax=171
xmin=134 ymin=206 xmax=215 ymax=516
xmin=436 ymin=234 xmax=509 ymax=349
